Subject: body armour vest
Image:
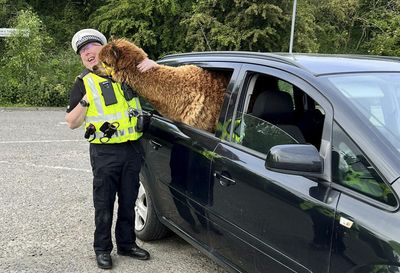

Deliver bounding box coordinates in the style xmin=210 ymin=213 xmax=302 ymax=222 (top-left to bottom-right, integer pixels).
xmin=82 ymin=72 xmax=142 ymax=144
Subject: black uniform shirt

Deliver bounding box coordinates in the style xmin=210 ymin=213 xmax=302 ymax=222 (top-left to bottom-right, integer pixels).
xmin=66 ymin=80 xmax=86 ymax=113
xmin=66 ymin=69 xmax=91 ymax=113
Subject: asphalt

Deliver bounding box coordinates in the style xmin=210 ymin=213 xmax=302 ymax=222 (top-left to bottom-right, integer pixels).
xmin=0 ymin=108 xmax=227 ymax=273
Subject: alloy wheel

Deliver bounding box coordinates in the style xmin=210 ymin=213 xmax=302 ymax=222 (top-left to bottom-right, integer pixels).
xmin=135 ymin=182 xmax=148 ymax=231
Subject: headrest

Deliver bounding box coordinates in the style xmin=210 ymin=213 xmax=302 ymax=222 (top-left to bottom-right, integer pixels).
xmin=252 ymin=90 xmax=294 ymax=119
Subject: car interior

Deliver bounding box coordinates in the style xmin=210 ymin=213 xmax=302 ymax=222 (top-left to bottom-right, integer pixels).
xmin=242 ymin=74 xmax=325 ymax=151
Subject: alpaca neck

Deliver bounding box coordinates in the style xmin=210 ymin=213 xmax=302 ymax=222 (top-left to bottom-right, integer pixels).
xmin=123 ymin=68 xmax=167 ymax=105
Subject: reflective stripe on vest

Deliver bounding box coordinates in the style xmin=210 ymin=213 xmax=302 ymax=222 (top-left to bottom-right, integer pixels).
xmin=82 ymin=72 xmax=142 ymax=144
xmin=89 ymin=126 xmax=136 ymax=141
xmin=218 ymin=118 xmax=244 ymax=143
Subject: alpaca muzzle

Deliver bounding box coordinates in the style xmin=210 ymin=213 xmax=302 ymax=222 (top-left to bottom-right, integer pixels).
xmin=102 ymin=62 xmax=115 ymax=77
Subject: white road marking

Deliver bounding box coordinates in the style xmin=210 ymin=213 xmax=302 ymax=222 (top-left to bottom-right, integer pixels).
xmin=0 ymin=139 xmax=85 ymax=144
xmin=0 ymin=161 xmax=91 ymax=173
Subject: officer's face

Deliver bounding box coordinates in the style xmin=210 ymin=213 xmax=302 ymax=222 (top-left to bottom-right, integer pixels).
xmin=79 ymin=42 xmax=103 ymax=70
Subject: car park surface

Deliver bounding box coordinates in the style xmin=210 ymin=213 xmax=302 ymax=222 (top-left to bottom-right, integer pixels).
xmin=0 ymin=109 xmax=227 ymax=273
xmin=135 ymin=52 xmax=400 ymax=273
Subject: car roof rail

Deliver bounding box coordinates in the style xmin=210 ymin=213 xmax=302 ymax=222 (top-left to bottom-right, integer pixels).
xmin=159 ymin=51 xmax=302 ymax=68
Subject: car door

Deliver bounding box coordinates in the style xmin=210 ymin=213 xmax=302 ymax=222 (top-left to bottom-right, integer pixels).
xmin=208 ymin=65 xmax=340 ymax=273
xmin=142 ymin=62 xmax=241 ymax=246
xmin=144 ymin=119 xmax=217 ymax=245
xmin=329 ymin=116 xmax=400 ymax=272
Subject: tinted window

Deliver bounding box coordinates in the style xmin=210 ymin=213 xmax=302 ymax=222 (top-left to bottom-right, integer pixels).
xmin=139 ymin=98 xmax=155 ymax=112
xmin=332 ymin=122 xmax=396 ymax=206
xmin=223 ymin=112 xmax=298 ymax=154
xmin=224 ymin=72 xmax=325 ymax=154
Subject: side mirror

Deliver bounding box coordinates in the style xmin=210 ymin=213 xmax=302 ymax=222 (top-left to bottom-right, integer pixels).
xmin=266 ymin=144 xmax=323 ymax=175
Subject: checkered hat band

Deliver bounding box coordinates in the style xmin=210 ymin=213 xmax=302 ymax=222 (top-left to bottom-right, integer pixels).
xmin=76 ymin=35 xmax=103 ymax=52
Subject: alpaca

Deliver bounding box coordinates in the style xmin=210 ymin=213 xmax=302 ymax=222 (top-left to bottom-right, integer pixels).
xmin=94 ymin=39 xmax=228 ymax=132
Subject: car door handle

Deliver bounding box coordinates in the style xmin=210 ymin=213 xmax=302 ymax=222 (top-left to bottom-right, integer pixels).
xmin=150 ymin=140 xmax=162 ymax=150
xmin=214 ymin=171 xmax=236 ymax=187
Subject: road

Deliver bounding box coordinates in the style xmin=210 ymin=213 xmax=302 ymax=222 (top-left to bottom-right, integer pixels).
xmin=0 ymin=108 xmax=227 ymax=273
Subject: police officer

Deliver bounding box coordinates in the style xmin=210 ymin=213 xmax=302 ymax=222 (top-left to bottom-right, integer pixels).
xmin=65 ymin=29 xmax=158 ymax=269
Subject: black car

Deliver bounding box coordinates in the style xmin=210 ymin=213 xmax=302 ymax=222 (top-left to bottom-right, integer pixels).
xmin=134 ymin=52 xmax=400 ymax=273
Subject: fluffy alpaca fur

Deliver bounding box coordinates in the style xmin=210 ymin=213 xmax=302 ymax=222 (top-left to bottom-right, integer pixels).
xmin=95 ymin=39 xmax=228 ymax=132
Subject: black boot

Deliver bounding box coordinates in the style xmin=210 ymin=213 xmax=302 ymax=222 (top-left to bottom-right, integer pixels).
xmin=96 ymin=253 xmax=112 ymax=269
xmin=117 ymin=245 xmax=150 ymax=260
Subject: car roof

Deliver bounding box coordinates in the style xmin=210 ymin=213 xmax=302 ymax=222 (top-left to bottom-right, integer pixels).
xmin=159 ymin=51 xmax=400 ymax=76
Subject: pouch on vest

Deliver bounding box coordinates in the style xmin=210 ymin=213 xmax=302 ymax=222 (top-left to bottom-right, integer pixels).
xmin=100 ymin=80 xmax=117 ymax=106
xmin=121 ymin=82 xmax=137 ymax=101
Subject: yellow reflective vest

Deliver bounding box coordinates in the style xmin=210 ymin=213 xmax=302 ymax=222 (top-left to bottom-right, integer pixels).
xmin=218 ymin=118 xmax=244 ymax=143
xmin=82 ymin=72 xmax=142 ymax=144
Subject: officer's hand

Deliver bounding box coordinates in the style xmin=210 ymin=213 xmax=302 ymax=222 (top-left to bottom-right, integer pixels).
xmin=137 ymin=58 xmax=159 ymax=73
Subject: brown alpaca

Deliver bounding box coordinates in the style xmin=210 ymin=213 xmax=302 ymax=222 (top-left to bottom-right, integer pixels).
xmin=95 ymin=39 xmax=228 ymax=132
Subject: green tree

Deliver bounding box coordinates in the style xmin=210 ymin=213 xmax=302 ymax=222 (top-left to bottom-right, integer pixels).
xmin=91 ymin=0 xmax=193 ymax=59
xmin=0 ymin=9 xmax=48 ymax=104
xmin=297 ymin=0 xmax=361 ymax=54
xmin=288 ymin=1 xmax=320 ymax=53
xmin=0 ymin=9 xmax=81 ymax=106
xmin=3 ymin=0 xmax=400 ymax=108
xmin=0 ymin=0 xmax=15 ymax=27
xmin=183 ymin=0 xmax=291 ymax=52
xmin=359 ymin=0 xmax=400 ymax=55
xmin=0 ymin=0 xmax=25 ymax=51
xmin=28 ymin=0 xmax=105 ymax=48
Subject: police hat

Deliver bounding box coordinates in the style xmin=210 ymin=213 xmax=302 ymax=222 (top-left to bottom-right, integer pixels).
xmin=71 ymin=29 xmax=107 ymax=54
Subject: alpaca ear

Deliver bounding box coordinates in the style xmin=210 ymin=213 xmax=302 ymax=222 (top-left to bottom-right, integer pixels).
xmin=111 ymin=43 xmax=121 ymax=60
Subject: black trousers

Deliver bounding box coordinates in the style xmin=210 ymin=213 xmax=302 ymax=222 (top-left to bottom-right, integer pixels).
xmin=89 ymin=140 xmax=143 ymax=254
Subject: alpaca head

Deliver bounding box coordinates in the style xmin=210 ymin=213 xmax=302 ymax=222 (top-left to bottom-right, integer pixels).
xmin=93 ymin=38 xmax=148 ymax=82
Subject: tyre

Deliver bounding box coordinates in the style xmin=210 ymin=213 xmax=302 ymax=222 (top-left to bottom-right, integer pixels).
xmin=134 ymin=172 xmax=169 ymax=241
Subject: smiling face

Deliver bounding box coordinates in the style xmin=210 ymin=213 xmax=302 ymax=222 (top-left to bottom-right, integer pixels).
xmin=79 ymin=42 xmax=103 ymax=70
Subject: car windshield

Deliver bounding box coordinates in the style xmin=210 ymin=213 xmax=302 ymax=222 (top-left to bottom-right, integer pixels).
xmin=326 ymin=73 xmax=400 ymax=151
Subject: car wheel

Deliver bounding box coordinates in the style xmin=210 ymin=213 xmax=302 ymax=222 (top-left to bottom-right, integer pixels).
xmin=135 ymin=172 xmax=169 ymax=241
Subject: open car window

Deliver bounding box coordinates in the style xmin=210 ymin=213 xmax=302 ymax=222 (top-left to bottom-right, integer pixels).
xmin=221 ymin=112 xmax=298 ymax=155
xmin=223 ymin=72 xmax=326 ymax=155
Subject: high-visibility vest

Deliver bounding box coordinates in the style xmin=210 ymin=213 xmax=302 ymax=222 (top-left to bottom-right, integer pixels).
xmin=218 ymin=118 xmax=244 ymax=143
xmin=82 ymin=72 xmax=142 ymax=144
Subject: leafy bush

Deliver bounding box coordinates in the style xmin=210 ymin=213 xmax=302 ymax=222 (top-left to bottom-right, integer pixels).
xmin=0 ymin=9 xmax=82 ymax=107
xmin=2 ymin=0 xmax=400 ymax=108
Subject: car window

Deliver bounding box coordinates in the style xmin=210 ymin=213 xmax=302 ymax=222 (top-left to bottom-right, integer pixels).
xmin=140 ymin=66 xmax=234 ymax=124
xmin=221 ymin=112 xmax=298 ymax=154
xmin=224 ymin=72 xmax=325 ymax=154
xmin=327 ymin=73 xmax=400 ymax=154
xmin=332 ymin=122 xmax=396 ymax=206
xmin=139 ymin=98 xmax=155 ymax=112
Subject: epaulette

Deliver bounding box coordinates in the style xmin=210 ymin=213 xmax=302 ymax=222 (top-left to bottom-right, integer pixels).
xmin=76 ymin=69 xmax=90 ymax=80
